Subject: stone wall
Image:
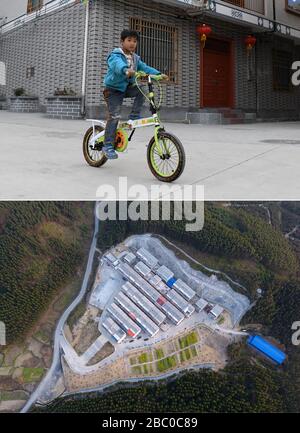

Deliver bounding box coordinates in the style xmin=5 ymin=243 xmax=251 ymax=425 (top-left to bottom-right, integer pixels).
xmin=45 ymin=96 xmax=82 ymax=119
xmin=8 ymin=96 xmax=40 ymax=112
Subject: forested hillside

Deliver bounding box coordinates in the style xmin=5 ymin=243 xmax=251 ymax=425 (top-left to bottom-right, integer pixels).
xmin=97 ymin=202 xmax=299 ymax=287
xmin=39 ymin=361 xmax=285 ymax=413
xmin=0 ymin=202 xmax=94 ymax=344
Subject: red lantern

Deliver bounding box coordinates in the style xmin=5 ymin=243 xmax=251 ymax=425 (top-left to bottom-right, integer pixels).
xmin=197 ymin=24 xmax=212 ymax=48
xmin=244 ymin=35 xmax=256 ymax=52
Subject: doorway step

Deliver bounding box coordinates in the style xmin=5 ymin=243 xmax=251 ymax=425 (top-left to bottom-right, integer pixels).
xmin=186 ymin=108 xmax=257 ymax=124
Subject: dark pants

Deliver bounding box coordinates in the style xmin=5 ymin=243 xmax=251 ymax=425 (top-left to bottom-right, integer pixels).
xmin=103 ymin=85 xmax=145 ymax=147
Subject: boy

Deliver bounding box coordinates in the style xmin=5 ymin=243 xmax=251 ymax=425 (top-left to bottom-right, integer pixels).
xmin=102 ymin=29 xmax=166 ymax=159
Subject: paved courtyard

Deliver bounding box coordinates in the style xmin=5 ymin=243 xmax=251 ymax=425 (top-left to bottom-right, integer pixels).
xmin=0 ymin=111 xmax=299 ymax=200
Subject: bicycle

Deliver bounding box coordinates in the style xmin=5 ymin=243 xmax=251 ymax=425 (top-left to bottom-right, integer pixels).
xmin=83 ymin=72 xmax=186 ymax=182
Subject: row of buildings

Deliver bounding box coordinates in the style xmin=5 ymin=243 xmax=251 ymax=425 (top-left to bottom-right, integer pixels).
xmin=0 ymin=0 xmax=300 ymax=122
xmin=101 ymin=246 xmax=224 ymax=344
xmin=101 ymin=247 xmax=287 ymax=365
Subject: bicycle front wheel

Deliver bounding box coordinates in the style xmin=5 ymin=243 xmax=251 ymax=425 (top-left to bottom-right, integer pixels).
xmin=147 ymin=131 xmax=185 ymax=182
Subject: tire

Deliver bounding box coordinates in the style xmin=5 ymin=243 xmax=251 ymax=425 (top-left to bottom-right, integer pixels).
xmin=83 ymin=125 xmax=108 ymax=167
xmin=147 ymin=131 xmax=186 ymax=182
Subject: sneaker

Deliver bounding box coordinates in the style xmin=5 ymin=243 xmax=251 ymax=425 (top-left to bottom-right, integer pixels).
xmin=103 ymin=145 xmax=118 ymax=159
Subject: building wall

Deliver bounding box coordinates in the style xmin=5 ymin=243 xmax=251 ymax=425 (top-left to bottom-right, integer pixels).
xmin=86 ymin=0 xmax=201 ymax=119
xmin=0 ymin=1 xmax=85 ymax=107
xmin=87 ymin=0 xmax=299 ymax=119
xmin=272 ymin=0 xmax=300 ymax=29
xmin=256 ymin=34 xmax=300 ymax=118
xmin=218 ymin=0 xmax=268 ymax=18
xmin=87 ymin=0 xmax=260 ymax=118
xmin=219 ymin=0 xmax=300 ymax=29
xmin=0 ymin=0 xmax=299 ymax=120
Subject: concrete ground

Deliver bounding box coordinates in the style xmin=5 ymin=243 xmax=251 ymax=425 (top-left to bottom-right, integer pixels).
xmin=0 ymin=111 xmax=299 ymax=200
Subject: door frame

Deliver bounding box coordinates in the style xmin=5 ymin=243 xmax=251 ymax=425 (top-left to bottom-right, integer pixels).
xmin=200 ymin=35 xmax=235 ymax=109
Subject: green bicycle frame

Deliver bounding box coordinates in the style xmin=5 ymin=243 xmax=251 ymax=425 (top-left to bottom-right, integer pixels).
xmin=134 ymin=73 xmax=170 ymax=157
xmin=92 ymin=73 xmax=169 ymax=157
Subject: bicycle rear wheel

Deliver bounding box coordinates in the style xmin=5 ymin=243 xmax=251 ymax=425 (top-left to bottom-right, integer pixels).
xmin=147 ymin=131 xmax=185 ymax=182
xmin=83 ymin=125 xmax=108 ymax=167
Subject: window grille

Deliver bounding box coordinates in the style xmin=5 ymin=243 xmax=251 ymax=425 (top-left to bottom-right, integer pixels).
xmin=130 ymin=17 xmax=178 ymax=83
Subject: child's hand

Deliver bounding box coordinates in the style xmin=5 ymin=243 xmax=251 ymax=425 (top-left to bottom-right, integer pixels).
xmin=126 ymin=68 xmax=135 ymax=78
xmin=161 ymin=74 xmax=169 ymax=81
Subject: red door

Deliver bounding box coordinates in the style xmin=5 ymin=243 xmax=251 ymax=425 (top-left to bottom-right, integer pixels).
xmin=202 ymin=39 xmax=233 ymax=108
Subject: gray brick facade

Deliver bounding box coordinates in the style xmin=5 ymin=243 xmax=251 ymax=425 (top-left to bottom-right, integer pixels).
xmin=0 ymin=2 xmax=85 ymax=109
xmin=0 ymin=0 xmax=299 ymax=121
xmin=9 ymin=96 xmax=40 ymax=112
xmin=0 ymin=97 xmax=7 ymax=110
xmin=45 ymin=96 xmax=82 ymax=119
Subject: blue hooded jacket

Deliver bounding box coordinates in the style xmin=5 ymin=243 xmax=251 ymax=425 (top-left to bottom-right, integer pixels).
xmin=104 ymin=48 xmax=161 ymax=92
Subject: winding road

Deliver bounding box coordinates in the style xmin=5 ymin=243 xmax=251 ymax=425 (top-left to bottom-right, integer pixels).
xmin=285 ymin=225 xmax=300 ymax=240
xmin=21 ymin=204 xmax=99 ymax=413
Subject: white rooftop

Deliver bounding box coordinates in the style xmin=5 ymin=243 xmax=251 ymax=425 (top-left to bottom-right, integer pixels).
xmin=210 ymin=304 xmax=224 ymax=318
xmin=196 ymin=298 xmax=209 ymax=311
xmin=124 ymin=252 xmax=136 ymax=264
xmin=156 ymin=265 xmax=174 ymax=281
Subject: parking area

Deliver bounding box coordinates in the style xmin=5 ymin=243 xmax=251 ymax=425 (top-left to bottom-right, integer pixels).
xmin=0 ymin=111 xmax=300 ymax=200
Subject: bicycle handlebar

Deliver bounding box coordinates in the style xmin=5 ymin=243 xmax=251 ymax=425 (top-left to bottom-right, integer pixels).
xmin=135 ymin=72 xmax=168 ymax=81
xmin=134 ymin=72 xmax=167 ymax=111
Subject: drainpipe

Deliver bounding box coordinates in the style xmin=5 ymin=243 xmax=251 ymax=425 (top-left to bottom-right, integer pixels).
xmin=81 ymin=0 xmax=90 ymax=117
xmin=255 ymin=38 xmax=259 ymax=119
xmin=272 ymin=0 xmax=276 ymax=22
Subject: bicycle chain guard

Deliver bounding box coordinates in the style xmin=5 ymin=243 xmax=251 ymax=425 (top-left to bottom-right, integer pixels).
xmin=114 ymin=129 xmax=129 ymax=152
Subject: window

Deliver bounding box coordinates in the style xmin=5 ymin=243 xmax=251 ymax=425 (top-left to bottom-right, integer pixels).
xmin=286 ymin=0 xmax=300 ymax=16
xmin=223 ymin=1 xmax=264 ymax=15
xmin=272 ymin=50 xmax=293 ymax=91
xmin=27 ymin=0 xmax=43 ymax=14
xmin=130 ymin=18 xmax=178 ymax=83
xmin=26 ymin=67 xmax=35 ymax=78
xmin=225 ymin=0 xmax=245 ymax=8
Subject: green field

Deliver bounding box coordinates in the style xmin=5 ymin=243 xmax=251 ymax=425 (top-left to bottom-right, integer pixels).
xmin=129 ymin=357 xmax=136 ymax=365
xmin=34 ymin=329 xmax=50 ymax=344
xmin=179 ymin=351 xmax=185 ymax=363
xmin=0 ymin=367 xmax=12 ymax=376
xmin=138 ymin=353 xmax=148 ymax=364
xmin=184 ymin=348 xmax=191 ymax=360
xmin=0 ymin=390 xmax=28 ymax=401
xmin=179 ymin=331 xmax=198 ymax=349
xmin=155 ymin=348 xmax=164 ymax=360
xmin=22 ymin=367 xmax=44 ymax=383
xmin=156 ymin=355 xmax=177 ymax=372
xmin=190 ymin=346 xmax=198 ymax=357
